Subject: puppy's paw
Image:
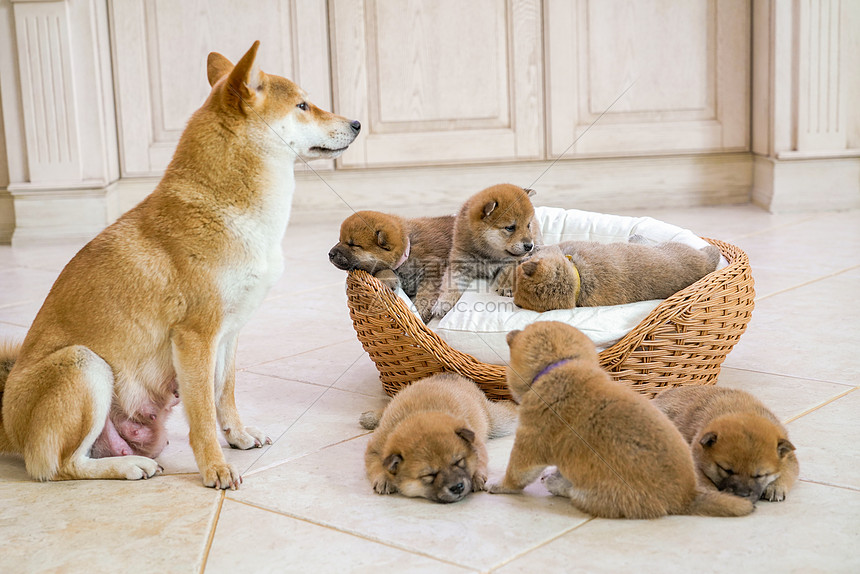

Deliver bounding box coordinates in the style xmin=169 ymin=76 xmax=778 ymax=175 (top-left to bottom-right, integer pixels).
xmin=485 ymin=480 xmax=521 ymax=495
xmin=202 ymin=462 xmax=242 ymax=490
xmin=374 ymin=269 xmax=401 ymax=291
xmin=541 ymin=468 xmax=572 ymax=497
xmin=495 ymin=286 xmax=513 ymax=297
xmin=431 ymin=295 xmax=457 ymax=318
xmin=359 ymin=410 xmax=381 ymax=430
xmin=472 ymin=472 xmax=488 ymax=492
xmin=121 ymin=456 xmax=162 ymax=480
xmin=225 ymin=426 xmax=271 ymax=449
xmin=372 ymin=477 xmax=397 ymax=495
xmin=763 ymin=481 xmax=789 ymax=502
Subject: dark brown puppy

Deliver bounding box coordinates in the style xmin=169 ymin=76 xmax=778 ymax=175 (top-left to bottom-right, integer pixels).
xmin=433 ymin=184 xmax=541 ymax=318
xmin=513 ymin=240 xmax=721 ymax=312
xmin=653 ymin=386 xmax=799 ymax=502
xmin=487 ymin=321 xmax=753 ymax=519
xmin=329 ymin=210 xmax=454 ymax=322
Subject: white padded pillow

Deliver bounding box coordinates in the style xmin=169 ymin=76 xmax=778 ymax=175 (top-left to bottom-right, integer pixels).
xmin=396 ymin=206 xmax=726 ymax=365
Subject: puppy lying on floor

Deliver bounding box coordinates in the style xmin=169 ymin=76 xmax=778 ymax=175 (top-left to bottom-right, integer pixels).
xmin=653 ymin=386 xmax=798 ymax=502
xmin=487 ymin=321 xmax=753 ymax=518
xmin=432 ymin=184 xmax=542 ymax=318
xmin=513 ymin=239 xmax=721 ymax=312
xmin=361 ymin=373 xmax=517 ymax=503
xmin=329 ymin=211 xmax=454 ymax=322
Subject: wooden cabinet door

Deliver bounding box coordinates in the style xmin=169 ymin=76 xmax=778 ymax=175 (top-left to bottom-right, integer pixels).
xmin=109 ymin=0 xmax=331 ymax=177
xmin=545 ymin=0 xmax=750 ymax=158
xmin=329 ymin=0 xmax=544 ymax=168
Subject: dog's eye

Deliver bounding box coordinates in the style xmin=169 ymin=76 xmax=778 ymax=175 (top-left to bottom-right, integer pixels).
xmin=504 ymin=224 xmax=517 ymax=233
xmin=454 ymin=458 xmax=466 ymax=468
xmin=717 ymin=464 xmax=735 ymax=476
xmin=421 ymin=472 xmax=438 ymax=484
xmin=297 ymin=102 xmax=309 ymax=111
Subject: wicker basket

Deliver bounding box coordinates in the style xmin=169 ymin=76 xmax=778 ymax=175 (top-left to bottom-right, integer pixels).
xmin=345 ymin=238 xmax=755 ymax=400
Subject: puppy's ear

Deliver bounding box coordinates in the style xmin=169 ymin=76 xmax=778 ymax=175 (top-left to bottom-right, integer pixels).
xmin=207 ymin=52 xmax=233 ymax=87
xmin=482 ymin=201 xmax=498 ymax=218
xmin=376 ymin=229 xmax=388 ymax=248
xmin=455 ymin=428 xmax=476 ymax=445
xmin=506 ymin=329 xmax=522 ymax=346
xmin=225 ymin=41 xmax=265 ymax=109
xmin=383 ymin=453 xmax=403 ymax=474
xmin=777 ymin=438 xmax=796 ymax=458
xmin=700 ymin=432 xmax=718 ymax=448
xmin=523 ymin=187 xmax=537 ymax=198
xmin=520 ymin=260 xmax=538 ymax=277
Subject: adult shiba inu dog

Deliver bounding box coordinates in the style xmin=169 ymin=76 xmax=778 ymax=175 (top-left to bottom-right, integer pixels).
xmin=0 ymin=41 xmax=359 ymax=489
xmin=432 ymin=184 xmax=541 ymax=318
xmin=653 ymin=386 xmax=799 ymax=502
xmin=328 ymin=211 xmax=454 ymax=322
xmin=360 ymin=373 xmax=517 ymax=503
xmin=487 ymin=322 xmax=753 ymax=518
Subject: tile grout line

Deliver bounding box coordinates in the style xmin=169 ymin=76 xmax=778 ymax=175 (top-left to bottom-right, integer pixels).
xmin=198 ymin=489 xmax=226 ymax=574
xmin=731 ymin=214 xmax=823 ymax=241
xmin=486 ymin=517 xmax=596 ymax=572
xmin=237 ymin=337 xmax=356 ymax=372
xmin=798 ymin=478 xmax=860 ymax=493
xmin=226 ymin=497 xmax=477 ymax=571
xmin=243 ymin=432 xmax=371 ymax=478
xmin=718 ymin=365 xmax=857 ymax=389
xmin=755 ymin=264 xmax=860 ymax=303
xmin=783 ymin=387 xmax=856 ymax=425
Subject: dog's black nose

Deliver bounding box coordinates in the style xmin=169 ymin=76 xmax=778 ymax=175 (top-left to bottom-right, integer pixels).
xmin=350 ymin=120 xmax=361 ymax=132
xmin=523 ymin=243 xmax=534 ymax=253
xmin=328 ymin=248 xmax=337 ymax=260
xmin=449 ymin=482 xmax=465 ymax=495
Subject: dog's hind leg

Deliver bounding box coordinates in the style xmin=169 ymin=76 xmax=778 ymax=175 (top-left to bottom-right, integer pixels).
xmin=8 ymin=346 xmax=160 ymax=481
xmin=213 ymin=333 xmax=270 ymax=451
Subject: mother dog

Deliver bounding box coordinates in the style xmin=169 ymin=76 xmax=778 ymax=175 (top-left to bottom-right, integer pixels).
xmin=0 ymin=42 xmax=359 ymax=489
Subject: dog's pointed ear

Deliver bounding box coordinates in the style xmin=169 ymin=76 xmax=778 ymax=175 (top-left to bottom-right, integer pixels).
xmin=521 ymin=260 xmax=538 ymax=277
xmin=523 ymin=187 xmax=537 ymax=198
xmin=225 ymin=41 xmax=264 ymax=109
xmin=455 ymin=428 xmax=475 ymax=445
xmin=207 ymin=52 xmax=234 ymax=87
xmin=700 ymin=432 xmax=718 ymax=448
xmin=376 ymin=229 xmax=388 ymax=248
xmin=777 ymin=438 xmax=796 ymax=458
xmin=506 ymin=329 xmax=522 ymax=346
xmin=383 ymin=453 xmax=402 ymax=474
xmin=482 ymin=201 xmax=498 ymax=218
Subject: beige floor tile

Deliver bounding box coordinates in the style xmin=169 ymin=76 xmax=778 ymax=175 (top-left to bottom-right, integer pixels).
xmin=494 ymin=481 xmax=860 ymax=573
xmin=0 ymin=267 xmax=58 ymax=308
xmin=716 ymin=368 xmax=854 ymax=422
xmin=0 ymin=474 xmax=218 ymax=573
xmin=205 ymin=499 xmax=473 ymax=573
xmin=228 ymin=434 xmax=588 ymax=571
xmin=723 ymin=273 xmax=860 ymax=385
xmin=787 ymin=389 xmax=860 ymax=490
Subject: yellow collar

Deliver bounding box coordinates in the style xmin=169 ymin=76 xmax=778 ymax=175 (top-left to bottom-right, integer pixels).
xmin=565 ymin=254 xmax=581 ymax=303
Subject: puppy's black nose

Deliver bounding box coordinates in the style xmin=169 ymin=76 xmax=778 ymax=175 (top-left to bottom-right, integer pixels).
xmin=523 ymin=243 xmax=534 ymax=253
xmin=350 ymin=120 xmax=361 ymax=132
xmin=449 ymin=482 xmax=465 ymax=495
xmin=328 ymin=248 xmax=337 ymax=260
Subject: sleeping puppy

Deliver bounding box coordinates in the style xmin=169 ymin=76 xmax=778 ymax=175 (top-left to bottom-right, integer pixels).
xmin=652 ymin=386 xmax=798 ymax=502
xmin=487 ymin=321 xmax=753 ymax=518
xmin=328 ymin=210 xmax=454 ymax=322
xmin=432 ymin=184 xmax=541 ymax=318
xmin=360 ymin=373 xmax=517 ymax=503
xmin=513 ymin=240 xmax=721 ymax=312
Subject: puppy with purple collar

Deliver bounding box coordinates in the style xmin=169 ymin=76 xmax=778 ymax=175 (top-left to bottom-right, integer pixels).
xmin=328 ymin=210 xmax=454 ymax=323
xmin=486 ymin=321 xmax=753 ymax=519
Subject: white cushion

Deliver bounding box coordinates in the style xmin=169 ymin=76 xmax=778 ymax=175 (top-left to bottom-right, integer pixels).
xmin=395 ymin=206 xmax=726 ymax=365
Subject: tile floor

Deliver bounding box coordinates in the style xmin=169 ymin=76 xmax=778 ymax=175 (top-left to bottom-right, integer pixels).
xmin=0 ymin=202 xmax=858 ymax=573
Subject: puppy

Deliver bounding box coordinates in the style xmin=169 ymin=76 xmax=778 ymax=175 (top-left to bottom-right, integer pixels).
xmin=432 ymin=184 xmax=541 ymax=318
xmin=652 ymin=386 xmax=798 ymax=502
xmin=328 ymin=211 xmax=454 ymax=322
xmin=513 ymin=240 xmax=721 ymax=312
xmin=0 ymin=42 xmax=359 ymax=488
xmin=361 ymin=373 xmax=517 ymax=503
xmin=487 ymin=322 xmax=753 ymax=518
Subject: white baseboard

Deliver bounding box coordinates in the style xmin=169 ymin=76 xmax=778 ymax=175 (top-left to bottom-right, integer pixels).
xmin=753 ymin=155 xmax=860 ymax=213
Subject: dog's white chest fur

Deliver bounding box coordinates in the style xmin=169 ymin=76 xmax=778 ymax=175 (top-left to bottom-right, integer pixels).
xmin=217 ymin=165 xmax=294 ymax=334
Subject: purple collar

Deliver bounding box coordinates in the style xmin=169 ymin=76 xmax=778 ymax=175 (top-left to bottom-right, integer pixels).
xmin=532 ymin=359 xmax=572 ymax=383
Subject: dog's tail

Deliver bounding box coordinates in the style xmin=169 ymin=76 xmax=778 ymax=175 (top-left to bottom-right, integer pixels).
xmin=486 ymin=400 xmax=518 ymax=439
xmin=687 ymin=488 xmax=754 ymax=517
xmin=359 ymin=410 xmax=382 ymax=431
xmin=0 ymin=340 xmax=22 ymax=453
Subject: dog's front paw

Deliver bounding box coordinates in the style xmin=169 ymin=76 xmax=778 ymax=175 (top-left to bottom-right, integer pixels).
xmin=225 ymin=426 xmax=271 ymax=450
xmin=121 ymin=456 xmax=163 ymax=480
xmin=372 ymin=477 xmax=397 ymax=495
xmin=432 ymin=292 xmax=459 ymax=318
xmin=762 ymin=481 xmax=789 ymax=502
xmin=495 ymin=286 xmax=513 ymax=297
xmin=202 ymin=462 xmax=242 ymax=490
xmin=541 ymin=468 xmax=572 ymax=497
xmin=485 ymin=480 xmax=521 ymax=495
xmin=472 ymin=472 xmax=488 ymax=492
